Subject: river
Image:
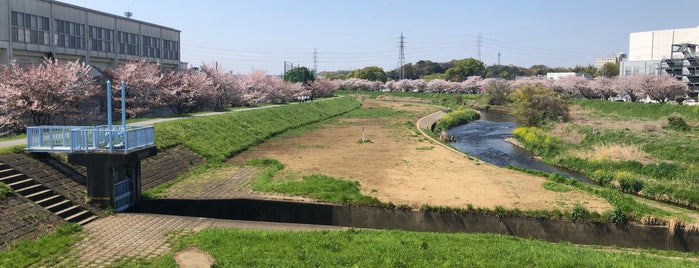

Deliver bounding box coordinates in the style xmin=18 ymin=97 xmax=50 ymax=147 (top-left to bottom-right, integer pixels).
xmin=446 ymin=111 xmax=595 ymax=184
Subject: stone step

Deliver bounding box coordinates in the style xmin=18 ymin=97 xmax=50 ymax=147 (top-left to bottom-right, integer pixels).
xmin=63 ymin=210 xmax=90 ymax=222
xmin=35 ymin=194 xmax=62 ymax=206
xmin=44 ymin=199 xmax=70 ymax=211
xmin=54 ymin=205 xmax=80 ymax=217
xmin=77 ymin=215 xmax=98 ymax=226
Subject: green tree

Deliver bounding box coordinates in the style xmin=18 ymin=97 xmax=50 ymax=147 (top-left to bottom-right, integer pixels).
xmin=349 ymin=66 xmax=388 ymax=82
xmin=444 ymin=58 xmax=485 ymax=82
xmin=510 ymin=85 xmax=570 ymax=127
xmin=595 ymin=62 xmax=620 ymax=77
xmin=572 ymin=65 xmax=596 ymax=77
xmin=284 ymin=66 xmax=315 ymax=84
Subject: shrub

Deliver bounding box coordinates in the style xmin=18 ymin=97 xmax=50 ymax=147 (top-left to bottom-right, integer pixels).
xmin=664 ymin=114 xmax=690 ymax=132
xmin=608 ymin=207 xmax=628 ymax=226
xmin=433 ymin=107 xmax=480 ymax=132
xmin=0 ymin=182 xmax=10 ymax=200
xmin=570 ymin=203 xmax=590 ymax=221
xmin=512 ymin=126 xmax=561 ymax=157
xmin=510 ymin=85 xmax=570 ymax=127
xmin=614 ymin=171 xmax=644 ymax=193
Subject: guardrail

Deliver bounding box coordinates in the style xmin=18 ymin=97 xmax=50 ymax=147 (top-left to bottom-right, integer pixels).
xmin=26 ymin=125 xmax=155 ymax=153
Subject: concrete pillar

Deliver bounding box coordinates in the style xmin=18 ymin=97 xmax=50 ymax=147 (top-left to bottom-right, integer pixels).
xmin=68 ymin=147 xmax=156 ymax=209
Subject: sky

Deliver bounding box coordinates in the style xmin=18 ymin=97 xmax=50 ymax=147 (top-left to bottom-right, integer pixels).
xmin=61 ymin=0 xmax=699 ymax=75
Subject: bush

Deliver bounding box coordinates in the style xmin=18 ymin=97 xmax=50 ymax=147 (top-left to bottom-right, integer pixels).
xmin=512 ymin=126 xmax=561 ymax=157
xmin=616 ymin=172 xmax=644 ymax=193
xmin=0 ymin=182 xmax=10 ymax=200
xmin=608 ymin=207 xmax=628 ymax=226
xmin=664 ymin=114 xmax=690 ymax=132
xmin=433 ymin=107 xmax=480 ymax=132
xmin=570 ymin=203 xmax=590 ymax=221
xmin=510 ymin=85 xmax=570 ymax=127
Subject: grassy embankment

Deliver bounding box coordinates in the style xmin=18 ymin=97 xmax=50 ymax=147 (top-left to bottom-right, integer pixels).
xmin=128 ymin=228 xmax=697 ymax=267
xmin=512 ymin=99 xmax=699 ymax=221
xmin=145 ymin=97 xmax=376 ymax=201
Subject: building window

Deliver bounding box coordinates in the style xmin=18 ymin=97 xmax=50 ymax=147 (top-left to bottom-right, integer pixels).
xmin=163 ymin=40 xmax=179 ymax=60
xmin=118 ymin=31 xmax=139 ymax=56
xmin=55 ymin=19 xmax=86 ymax=49
xmin=89 ymin=26 xmax=114 ymax=52
xmin=10 ymin=12 xmax=50 ymax=45
xmin=141 ymin=36 xmax=160 ymax=58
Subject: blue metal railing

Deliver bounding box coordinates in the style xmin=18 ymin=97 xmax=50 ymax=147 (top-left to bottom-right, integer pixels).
xmin=26 ymin=125 xmax=154 ymax=153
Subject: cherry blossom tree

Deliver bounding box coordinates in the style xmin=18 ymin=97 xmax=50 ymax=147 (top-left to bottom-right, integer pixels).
xmin=426 ymin=79 xmax=451 ymax=93
xmin=613 ymin=75 xmax=645 ymax=102
xmin=590 ymin=77 xmax=617 ymax=100
xmin=635 ymin=74 xmax=688 ymax=103
xmin=305 ymin=79 xmax=339 ymax=98
xmin=461 ymin=76 xmax=484 ymax=93
xmin=0 ymin=59 xmax=98 ymax=130
xmin=105 ymin=59 xmax=164 ymax=118
xmin=200 ymin=62 xmax=243 ymax=109
xmin=161 ymin=69 xmax=214 ymax=115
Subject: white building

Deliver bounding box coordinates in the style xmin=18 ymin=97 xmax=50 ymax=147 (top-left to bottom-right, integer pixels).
xmin=0 ymin=0 xmax=183 ymax=71
xmin=622 ymin=26 xmax=699 ymax=76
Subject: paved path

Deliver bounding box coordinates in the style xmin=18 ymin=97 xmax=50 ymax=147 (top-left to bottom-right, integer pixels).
xmin=46 ymin=213 xmax=346 ymax=267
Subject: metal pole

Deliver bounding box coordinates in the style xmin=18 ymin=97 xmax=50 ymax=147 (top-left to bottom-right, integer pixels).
xmin=107 ymin=80 xmax=112 ymax=130
xmin=121 ymin=81 xmax=127 ymax=149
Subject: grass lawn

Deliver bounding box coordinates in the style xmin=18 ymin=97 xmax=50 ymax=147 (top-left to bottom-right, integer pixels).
xmin=160 ymin=228 xmax=698 ymax=267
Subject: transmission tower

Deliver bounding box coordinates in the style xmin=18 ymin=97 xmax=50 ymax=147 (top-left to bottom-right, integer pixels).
xmin=313 ymin=48 xmax=318 ymax=73
xmin=396 ymin=32 xmax=406 ymax=80
xmin=497 ymin=51 xmax=501 ymax=65
xmin=477 ymin=33 xmax=482 ymax=61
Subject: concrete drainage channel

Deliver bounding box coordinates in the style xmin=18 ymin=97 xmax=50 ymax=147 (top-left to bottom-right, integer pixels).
xmin=135 ymin=198 xmax=699 ymax=252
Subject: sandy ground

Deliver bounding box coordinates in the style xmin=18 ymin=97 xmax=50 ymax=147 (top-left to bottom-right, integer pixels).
xmin=231 ymin=99 xmax=611 ymax=213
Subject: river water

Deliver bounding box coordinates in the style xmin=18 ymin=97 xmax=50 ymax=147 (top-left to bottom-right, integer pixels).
xmin=446 ymin=111 xmax=595 ymax=184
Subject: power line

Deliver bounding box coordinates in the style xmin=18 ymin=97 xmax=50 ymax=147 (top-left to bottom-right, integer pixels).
xmin=313 ymin=48 xmax=318 ymax=72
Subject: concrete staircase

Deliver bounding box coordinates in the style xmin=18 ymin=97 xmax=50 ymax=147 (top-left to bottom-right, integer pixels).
xmin=0 ymin=162 xmax=97 ymax=225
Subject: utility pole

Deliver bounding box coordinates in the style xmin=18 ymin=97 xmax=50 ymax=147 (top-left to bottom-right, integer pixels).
xmin=497 ymin=51 xmax=501 ymax=66
xmin=397 ymin=32 xmax=406 ymax=80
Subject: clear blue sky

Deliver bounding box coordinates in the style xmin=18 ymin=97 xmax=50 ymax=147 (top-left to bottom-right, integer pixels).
xmin=62 ymin=0 xmax=699 ymax=75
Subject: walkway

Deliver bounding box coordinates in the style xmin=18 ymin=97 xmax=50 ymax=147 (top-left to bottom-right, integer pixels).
xmin=46 ymin=213 xmax=346 ymax=267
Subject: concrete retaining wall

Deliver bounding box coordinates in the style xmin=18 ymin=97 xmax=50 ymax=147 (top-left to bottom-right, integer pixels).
xmin=136 ymin=198 xmax=699 ymax=252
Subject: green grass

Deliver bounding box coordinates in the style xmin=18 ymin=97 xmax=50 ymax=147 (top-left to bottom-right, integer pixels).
xmin=159 ymin=228 xmax=699 ymax=267
xmin=248 ymin=158 xmax=383 ymax=206
xmin=513 ymin=100 xmax=699 ymax=210
xmin=154 ymin=97 xmax=360 ymax=162
xmin=0 ymin=182 xmax=10 ymax=200
xmin=0 ymin=133 xmax=25 ymax=142
xmin=0 ymin=224 xmax=82 ymax=267
xmin=543 ymin=181 xmax=573 ymax=192
xmin=576 ymin=98 xmax=699 ymax=121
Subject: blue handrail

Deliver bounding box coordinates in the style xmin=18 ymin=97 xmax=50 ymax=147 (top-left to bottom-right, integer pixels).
xmin=26 ymin=125 xmax=154 ymax=153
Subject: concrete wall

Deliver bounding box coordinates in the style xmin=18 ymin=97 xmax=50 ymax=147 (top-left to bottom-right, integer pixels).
xmin=136 ymin=198 xmax=699 ymax=252
xmin=629 ymin=27 xmax=699 ymax=61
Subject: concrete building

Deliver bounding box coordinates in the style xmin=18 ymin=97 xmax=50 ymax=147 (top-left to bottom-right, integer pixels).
xmin=594 ymin=53 xmax=626 ymax=69
xmin=622 ymin=26 xmax=699 ymax=76
xmin=0 ymin=0 xmax=182 ymax=71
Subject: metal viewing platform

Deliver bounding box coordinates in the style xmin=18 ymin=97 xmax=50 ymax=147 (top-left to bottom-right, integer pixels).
xmin=26 ymin=125 xmax=155 ymax=153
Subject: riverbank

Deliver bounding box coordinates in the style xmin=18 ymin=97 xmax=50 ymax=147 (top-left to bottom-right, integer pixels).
xmin=230 ymin=98 xmax=611 ymax=212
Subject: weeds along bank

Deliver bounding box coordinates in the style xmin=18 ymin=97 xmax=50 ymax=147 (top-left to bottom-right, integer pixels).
xmin=154 ymin=97 xmax=361 ymax=162
xmin=513 ymin=99 xmax=699 ymax=213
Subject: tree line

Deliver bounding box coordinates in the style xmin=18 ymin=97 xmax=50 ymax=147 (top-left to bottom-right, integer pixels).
xmin=320 ymin=58 xmax=620 ymax=82
xmin=0 ymin=59 xmax=338 ymax=133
